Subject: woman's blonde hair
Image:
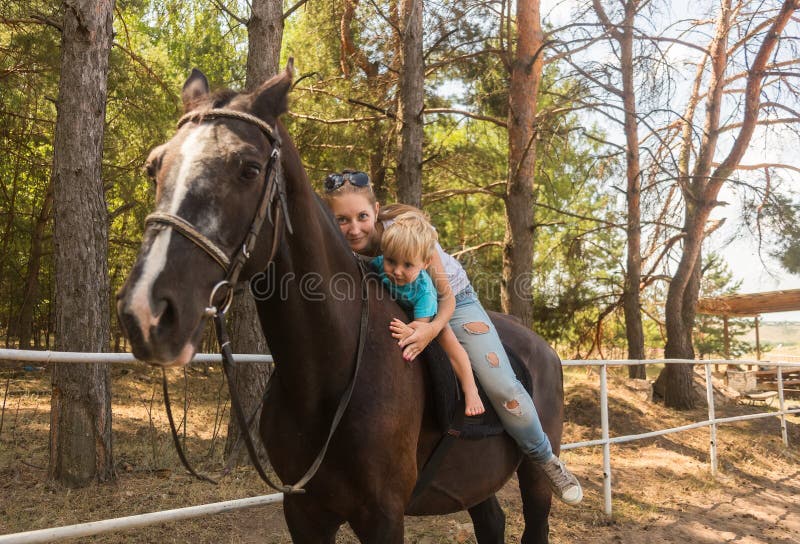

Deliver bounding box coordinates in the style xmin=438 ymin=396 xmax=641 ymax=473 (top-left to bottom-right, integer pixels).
xmin=381 ymin=211 xmax=438 ymax=263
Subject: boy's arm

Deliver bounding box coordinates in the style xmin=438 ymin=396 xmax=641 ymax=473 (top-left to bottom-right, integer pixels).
xmin=390 ymin=317 xmax=431 ymax=361
xmin=393 ymin=251 xmax=453 ymax=358
xmin=389 ymin=316 xmax=429 ymax=341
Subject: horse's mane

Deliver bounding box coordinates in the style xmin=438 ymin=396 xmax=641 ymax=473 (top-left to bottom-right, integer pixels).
xmin=209 ymin=88 xmax=238 ymax=108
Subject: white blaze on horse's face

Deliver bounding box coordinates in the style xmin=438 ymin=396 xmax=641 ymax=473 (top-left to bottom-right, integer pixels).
xmin=127 ymin=124 xmax=217 ymax=364
xmin=118 ymin=64 xmax=294 ymax=367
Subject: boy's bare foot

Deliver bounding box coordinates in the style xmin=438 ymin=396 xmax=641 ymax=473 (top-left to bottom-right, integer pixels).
xmin=465 ymin=388 xmax=485 ymax=416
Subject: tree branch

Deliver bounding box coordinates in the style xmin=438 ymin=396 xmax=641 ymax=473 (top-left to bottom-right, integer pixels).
xmin=284 ymin=0 xmax=311 ymax=19
xmin=425 ymin=108 xmax=507 ymax=128
xmin=450 ymin=241 xmax=504 ymax=259
xmin=209 ymin=0 xmax=248 ymax=26
xmin=711 ymin=161 xmax=800 ymax=174
xmin=423 ymin=182 xmax=506 ymax=203
xmin=287 ymin=112 xmax=387 ymax=124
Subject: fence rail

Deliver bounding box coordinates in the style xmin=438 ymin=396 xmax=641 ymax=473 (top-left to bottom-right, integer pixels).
xmin=1 ymin=350 xmax=798 ymax=542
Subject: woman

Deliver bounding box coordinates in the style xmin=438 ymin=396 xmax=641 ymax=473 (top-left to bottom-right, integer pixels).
xmin=322 ymin=170 xmax=583 ymax=505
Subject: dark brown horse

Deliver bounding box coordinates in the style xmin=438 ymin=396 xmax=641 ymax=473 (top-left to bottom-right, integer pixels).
xmin=116 ymin=62 xmax=564 ymax=543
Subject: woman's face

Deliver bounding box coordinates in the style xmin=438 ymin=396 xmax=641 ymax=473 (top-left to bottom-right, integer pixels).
xmin=329 ymin=192 xmax=381 ymax=254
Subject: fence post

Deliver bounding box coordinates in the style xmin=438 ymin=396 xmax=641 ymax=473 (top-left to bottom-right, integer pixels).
xmin=777 ymin=366 xmax=788 ymax=448
xmin=600 ymin=364 xmax=612 ymax=516
xmin=704 ymin=363 xmax=717 ymax=477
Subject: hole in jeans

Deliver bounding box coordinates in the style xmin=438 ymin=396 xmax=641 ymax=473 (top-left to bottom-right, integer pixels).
xmin=463 ymin=321 xmax=490 ymax=335
xmin=486 ymin=352 xmax=500 ymax=367
xmin=504 ymin=398 xmax=523 ymax=416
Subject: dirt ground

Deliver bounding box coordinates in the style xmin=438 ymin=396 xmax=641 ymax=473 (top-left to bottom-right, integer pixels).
xmin=1 ymin=363 xmax=798 ymax=543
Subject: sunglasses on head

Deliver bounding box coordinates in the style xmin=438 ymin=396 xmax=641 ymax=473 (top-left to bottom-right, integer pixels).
xmin=324 ymin=171 xmax=370 ymax=192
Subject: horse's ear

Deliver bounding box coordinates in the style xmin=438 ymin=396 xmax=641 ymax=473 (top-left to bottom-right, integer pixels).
xmin=182 ymin=69 xmax=210 ymax=113
xmin=251 ymin=59 xmax=294 ymax=120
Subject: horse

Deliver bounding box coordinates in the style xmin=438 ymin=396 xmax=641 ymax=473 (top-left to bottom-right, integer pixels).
xmin=116 ymin=61 xmax=565 ymax=544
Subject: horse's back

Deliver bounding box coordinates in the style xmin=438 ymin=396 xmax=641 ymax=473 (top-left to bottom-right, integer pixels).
xmin=488 ymin=311 xmax=565 ymax=446
xmin=408 ymin=311 xmax=564 ymax=515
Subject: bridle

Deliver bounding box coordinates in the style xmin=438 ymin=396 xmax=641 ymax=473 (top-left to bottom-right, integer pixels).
xmin=145 ymin=108 xmax=291 ymax=315
xmin=145 ymin=108 xmax=368 ymax=495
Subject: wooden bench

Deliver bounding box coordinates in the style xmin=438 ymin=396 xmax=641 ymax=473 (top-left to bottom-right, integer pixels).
xmin=739 ymin=391 xmax=778 ymax=407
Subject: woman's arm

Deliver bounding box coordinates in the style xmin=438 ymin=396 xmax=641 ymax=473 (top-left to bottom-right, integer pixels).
xmin=391 ymin=250 xmax=454 ymax=359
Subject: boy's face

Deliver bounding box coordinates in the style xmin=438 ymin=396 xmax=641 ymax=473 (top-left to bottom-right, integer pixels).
xmin=382 ymin=252 xmax=428 ymax=286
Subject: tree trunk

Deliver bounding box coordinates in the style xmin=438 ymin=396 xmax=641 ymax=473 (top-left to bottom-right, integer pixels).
xmin=657 ymin=244 xmax=701 ymax=408
xmin=502 ymin=0 xmax=542 ymax=328
xmin=620 ymin=3 xmax=645 ymax=378
xmin=224 ymin=0 xmax=282 ymax=466
xmin=18 ymin=187 xmax=53 ymax=349
xmin=1 ymin=132 xmax=23 ymax=343
xmin=49 ymin=0 xmax=114 ymax=486
xmin=395 ymin=0 xmax=423 ymax=207
xmin=223 ymin=288 xmax=270 ymax=465
xmin=660 ymin=200 xmax=707 ymax=408
xmin=246 ymin=0 xmax=283 ymax=87
xmin=658 ymin=0 xmax=796 ymax=408
xmin=368 ymin=124 xmax=389 ymax=204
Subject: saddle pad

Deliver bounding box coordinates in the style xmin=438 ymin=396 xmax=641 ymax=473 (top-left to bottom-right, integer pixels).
xmin=421 ymin=338 xmax=533 ymax=440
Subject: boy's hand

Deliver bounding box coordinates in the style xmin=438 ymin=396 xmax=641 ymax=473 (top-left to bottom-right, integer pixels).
xmin=389 ymin=318 xmax=414 ymax=341
xmin=391 ymin=319 xmax=435 ymax=361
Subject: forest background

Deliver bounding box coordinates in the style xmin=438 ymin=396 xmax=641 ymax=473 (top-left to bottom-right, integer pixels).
xmin=2 ymin=0 xmax=800 ymax=402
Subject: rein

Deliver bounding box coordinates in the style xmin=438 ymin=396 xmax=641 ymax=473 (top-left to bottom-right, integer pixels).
xmin=150 ymin=108 xmax=368 ymax=495
xmin=215 ymin=261 xmax=368 ymax=494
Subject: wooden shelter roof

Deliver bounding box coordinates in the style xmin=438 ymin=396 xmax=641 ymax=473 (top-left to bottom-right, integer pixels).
xmin=697 ymin=288 xmax=800 ymax=316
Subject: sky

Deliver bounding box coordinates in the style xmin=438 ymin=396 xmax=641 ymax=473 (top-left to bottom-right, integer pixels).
xmin=540 ymin=0 xmax=800 ymax=322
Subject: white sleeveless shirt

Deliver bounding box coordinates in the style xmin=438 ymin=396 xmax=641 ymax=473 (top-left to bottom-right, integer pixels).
xmin=382 ymin=219 xmax=471 ymax=296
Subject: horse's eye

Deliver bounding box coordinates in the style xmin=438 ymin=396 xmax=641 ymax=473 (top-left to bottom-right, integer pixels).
xmin=241 ymin=163 xmax=261 ymax=181
xmin=144 ymin=162 xmax=157 ymax=184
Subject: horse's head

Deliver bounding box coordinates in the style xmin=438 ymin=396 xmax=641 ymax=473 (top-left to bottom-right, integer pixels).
xmin=116 ymin=62 xmax=293 ymax=366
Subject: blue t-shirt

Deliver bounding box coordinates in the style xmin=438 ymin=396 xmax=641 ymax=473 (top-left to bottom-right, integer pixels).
xmin=370 ymin=256 xmax=438 ymax=319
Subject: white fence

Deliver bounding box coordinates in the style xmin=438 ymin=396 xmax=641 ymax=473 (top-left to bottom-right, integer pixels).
xmin=560 ymin=358 xmax=798 ymax=516
xmin=0 ymin=349 xmax=798 ymax=543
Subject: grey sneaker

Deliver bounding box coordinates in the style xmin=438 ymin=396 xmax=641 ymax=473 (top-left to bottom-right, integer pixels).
xmin=541 ymin=455 xmax=583 ymax=505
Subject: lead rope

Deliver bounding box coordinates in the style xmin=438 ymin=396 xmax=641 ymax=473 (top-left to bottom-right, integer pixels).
xmin=162 ymin=368 xmax=217 ymax=484
xmin=156 ymin=108 xmax=359 ymax=493
xmin=160 ymin=193 xmax=284 ymax=487
xmin=157 ymin=109 xmax=285 ymax=485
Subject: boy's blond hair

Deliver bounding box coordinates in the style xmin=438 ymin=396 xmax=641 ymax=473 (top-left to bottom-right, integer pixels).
xmin=381 ymin=211 xmax=438 ymax=263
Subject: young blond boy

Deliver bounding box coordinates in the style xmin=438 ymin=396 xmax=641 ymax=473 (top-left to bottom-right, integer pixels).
xmin=370 ymin=212 xmax=485 ymax=416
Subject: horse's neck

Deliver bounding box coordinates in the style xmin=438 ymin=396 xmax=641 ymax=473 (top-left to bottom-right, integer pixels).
xmin=256 ymin=145 xmax=363 ymax=405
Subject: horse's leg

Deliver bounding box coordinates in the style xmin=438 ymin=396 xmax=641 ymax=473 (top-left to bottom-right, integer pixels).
xmin=516 ymin=457 xmax=553 ymax=544
xmin=468 ymin=495 xmax=505 ymax=544
xmin=283 ymin=497 xmax=342 ymax=544
xmin=348 ymin=506 xmax=405 ymax=544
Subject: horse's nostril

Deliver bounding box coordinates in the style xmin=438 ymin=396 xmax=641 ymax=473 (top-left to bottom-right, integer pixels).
xmin=153 ymin=297 xmax=178 ymax=334
xmin=152 ymin=298 xmax=169 ymax=321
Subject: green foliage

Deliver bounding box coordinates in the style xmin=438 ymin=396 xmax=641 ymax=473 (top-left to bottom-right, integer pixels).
xmin=0 ymin=1 xmax=61 ymax=346
xmin=757 ymin=194 xmax=800 ymax=274
xmin=693 ymin=254 xmax=750 ymax=359
xmin=9 ymin=0 xmax=772 ymax=362
xmin=0 ymin=0 xmax=250 ymax=347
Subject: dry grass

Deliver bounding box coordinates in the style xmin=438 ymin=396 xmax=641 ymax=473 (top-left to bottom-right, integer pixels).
xmin=1 ymin=363 xmax=798 ymax=543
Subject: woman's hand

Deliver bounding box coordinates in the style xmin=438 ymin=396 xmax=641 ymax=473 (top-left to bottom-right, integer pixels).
xmin=390 ymin=318 xmax=436 ymax=361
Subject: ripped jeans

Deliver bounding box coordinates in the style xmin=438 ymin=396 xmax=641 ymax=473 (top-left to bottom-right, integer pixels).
xmin=451 ymin=287 xmax=554 ymax=464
